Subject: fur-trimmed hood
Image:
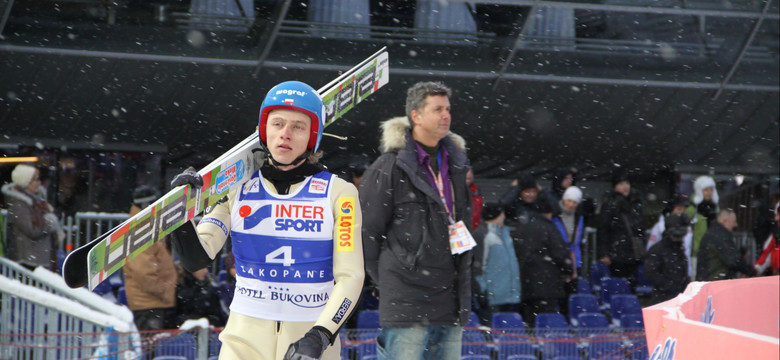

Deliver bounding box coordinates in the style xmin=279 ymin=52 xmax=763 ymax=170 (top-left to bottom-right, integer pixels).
xmin=2 ymin=183 xmax=53 ymax=211
xmin=379 ymin=116 xmax=466 ymax=153
xmin=2 ymin=183 xmax=34 ymax=206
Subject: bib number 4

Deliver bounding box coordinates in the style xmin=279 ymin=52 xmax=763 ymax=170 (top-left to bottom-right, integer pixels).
xmin=266 ymin=246 xmax=296 ymax=266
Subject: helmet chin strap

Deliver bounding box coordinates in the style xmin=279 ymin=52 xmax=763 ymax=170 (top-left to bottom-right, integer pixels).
xmin=259 ymin=141 xmax=310 ymax=168
xmin=269 ymin=152 xmax=309 ymax=168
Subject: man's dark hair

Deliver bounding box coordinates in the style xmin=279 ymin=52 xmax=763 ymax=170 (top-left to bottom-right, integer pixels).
xmin=405 ymin=81 xmax=452 ymax=121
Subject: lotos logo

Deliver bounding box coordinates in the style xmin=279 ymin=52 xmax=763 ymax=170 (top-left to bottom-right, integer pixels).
xmin=649 ymin=337 xmax=676 ymax=360
xmin=240 ymin=202 xmax=325 ymax=232
xmin=336 ymin=197 xmax=355 ymax=252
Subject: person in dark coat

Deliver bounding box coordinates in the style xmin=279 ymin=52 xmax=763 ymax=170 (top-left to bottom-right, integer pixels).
xmin=174 ymin=265 xmax=227 ymax=327
xmin=500 ymin=172 xmax=540 ymax=227
xmin=696 ymin=209 xmax=757 ymax=281
xmin=514 ymin=198 xmax=573 ymax=327
xmin=645 ymin=213 xmax=691 ymax=305
xmin=360 ymin=81 xmax=473 ymax=360
xmin=597 ymin=170 xmax=645 ymax=288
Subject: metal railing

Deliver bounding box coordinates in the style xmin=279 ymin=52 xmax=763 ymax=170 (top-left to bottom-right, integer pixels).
xmin=0 ymin=260 xmax=137 ymax=359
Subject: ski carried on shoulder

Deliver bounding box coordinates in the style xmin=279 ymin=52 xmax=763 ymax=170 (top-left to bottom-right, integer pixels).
xmin=63 ymin=48 xmax=390 ymax=290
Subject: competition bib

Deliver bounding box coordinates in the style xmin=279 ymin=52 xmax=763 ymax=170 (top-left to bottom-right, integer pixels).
xmin=229 ymin=171 xmax=336 ymax=321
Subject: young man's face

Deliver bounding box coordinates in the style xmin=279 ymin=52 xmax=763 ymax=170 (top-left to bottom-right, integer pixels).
xmin=265 ymin=109 xmax=312 ymax=168
xmin=411 ymin=95 xmax=451 ymax=144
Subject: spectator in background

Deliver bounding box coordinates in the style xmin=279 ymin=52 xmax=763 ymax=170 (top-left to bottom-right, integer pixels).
xmin=686 ymin=175 xmax=719 ymax=269
xmin=500 ymin=172 xmax=540 ymax=226
xmin=696 ymin=209 xmax=756 ymax=281
xmin=753 ymin=201 xmax=779 ymax=276
xmin=551 ymin=186 xmax=584 ymax=317
xmin=752 ymin=184 xmax=779 ymax=250
xmin=466 ymin=168 xmax=484 ymax=230
xmin=473 ymin=203 xmax=520 ymax=326
xmin=597 ymin=170 xmax=645 ymax=288
xmin=360 ymin=81 xmax=473 ymax=360
xmin=123 ymin=185 xmax=178 ymax=332
xmin=216 ymin=253 xmax=237 ymax=317
xmin=174 ymin=265 xmax=227 ymax=327
xmin=1 ymin=164 xmax=64 ymax=271
xmin=552 ymin=186 xmax=585 ymax=276
xmin=647 ymin=195 xmax=693 ymax=276
xmin=645 ymin=213 xmax=691 ymax=305
xmin=514 ymin=198 xmax=573 ymax=327
xmin=341 ymin=154 xmax=372 ymax=189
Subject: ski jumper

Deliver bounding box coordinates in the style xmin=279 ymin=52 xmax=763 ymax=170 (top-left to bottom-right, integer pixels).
xmin=195 ymin=170 xmax=364 ymax=360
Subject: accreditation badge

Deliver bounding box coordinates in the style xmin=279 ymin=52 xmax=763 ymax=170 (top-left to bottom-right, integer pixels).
xmin=448 ymin=220 xmax=477 ymax=255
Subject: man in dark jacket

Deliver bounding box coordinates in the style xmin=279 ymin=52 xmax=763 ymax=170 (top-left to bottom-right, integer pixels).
xmin=499 ymin=172 xmax=540 ymax=227
xmin=597 ymin=170 xmax=645 ymax=288
xmin=514 ymin=198 xmax=573 ymax=327
xmin=360 ymin=81 xmax=473 ymax=360
xmin=696 ymin=209 xmax=757 ymax=281
xmin=645 ymin=214 xmax=691 ymax=305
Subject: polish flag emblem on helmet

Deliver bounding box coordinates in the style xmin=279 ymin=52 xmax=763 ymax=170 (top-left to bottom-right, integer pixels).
xmin=283 ymin=98 xmax=295 ymax=105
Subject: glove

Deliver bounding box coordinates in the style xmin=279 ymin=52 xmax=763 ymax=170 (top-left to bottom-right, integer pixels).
xmin=170 ymin=166 xmax=203 ymax=189
xmin=283 ymin=328 xmax=330 ymax=360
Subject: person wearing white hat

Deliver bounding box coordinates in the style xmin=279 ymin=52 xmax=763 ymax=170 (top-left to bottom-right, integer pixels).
xmin=685 ymin=175 xmax=719 ymax=278
xmin=1 ymin=164 xmax=64 ymax=270
xmin=551 ymin=186 xmax=586 ymax=318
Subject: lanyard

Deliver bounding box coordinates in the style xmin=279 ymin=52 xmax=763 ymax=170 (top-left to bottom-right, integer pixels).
xmin=427 ymin=151 xmax=454 ymax=223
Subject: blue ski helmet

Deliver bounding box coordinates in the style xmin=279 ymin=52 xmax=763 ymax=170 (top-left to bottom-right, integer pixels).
xmin=258 ymin=81 xmax=325 ymax=152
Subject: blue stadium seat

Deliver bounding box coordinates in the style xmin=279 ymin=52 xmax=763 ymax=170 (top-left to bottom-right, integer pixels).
xmin=461 ymin=356 xmax=491 ymax=360
xmin=589 ymin=262 xmax=611 ymax=292
xmin=492 ymin=312 xmax=524 ymax=329
xmin=462 ymin=328 xmax=495 ymax=357
xmin=577 ymin=312 xmax=609 ymax=328
xmin=610 ymin=295 xmax=642 ymax=326
xmin=116 ymin=287 xmax=127 ymax=305
xmin=506 ymin=355 xmax=537 ymax=360
xmin=568 ymin=294 xmax=600 ymax=326
xmin=468 ymin=312 xmax=481 ymax=327
xmin=356 ymin=310 xmax=380 ymax=329
xmin=535 ymin=313 xmax=569 ymax=330
xmin=600 ymin=277 xmax=630 ymax=309
xmin=153 ymin=356 xmax=187 ymax=360
xmin=576 ymin=278 xmax=591 ymax=294
xmin=620 ymin=313 xmax=645 ymax=329
xmin=587 ymin=339 xmax=626 ymax=360
xmin=216 ymin=269 xmax=227 ymax=283
xmin=635 ymin=265 xmax=653 ymax=296
xmin=496 ymin=334 xmax=537 ymax=360
xmin=155 ymin=333 xmax=197 ymax=359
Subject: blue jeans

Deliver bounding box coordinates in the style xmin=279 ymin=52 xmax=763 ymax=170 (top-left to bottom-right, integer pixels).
xmin=376 ymin=325 xmax=463 ymax=360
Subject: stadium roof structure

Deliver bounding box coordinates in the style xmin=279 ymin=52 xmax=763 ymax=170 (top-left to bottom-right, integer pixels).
xmin=1 ymin=0 xmax=777 ymax=179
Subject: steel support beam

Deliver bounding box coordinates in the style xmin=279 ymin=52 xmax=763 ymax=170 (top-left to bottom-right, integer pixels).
xmin=451 ymin=0 xmax=780 ymax=20
xmin=713 ymin=0 xmax=774 ymax=99
xmin=254 ymin=0 xmax=291 ymax=76
xmin=0 ymin=0 xmax=15 ymax=39
xmin=2 ymin=44 xmax=777 ymax=92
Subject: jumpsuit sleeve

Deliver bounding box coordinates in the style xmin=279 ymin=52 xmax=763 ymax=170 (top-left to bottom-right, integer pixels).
xmin=195 ymin=190 xmax=236 ymax=259
xmin=313 ymin=177 xmax=365 ymax=338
